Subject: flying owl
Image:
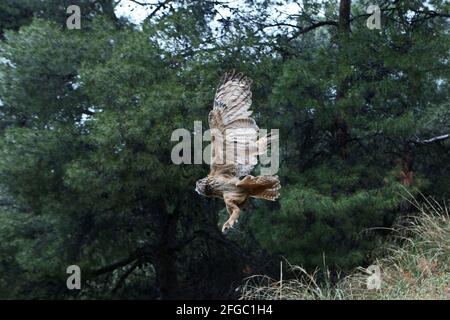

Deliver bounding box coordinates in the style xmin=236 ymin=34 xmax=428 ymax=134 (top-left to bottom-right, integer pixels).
xmin=195 ymin=70 xmax=281 ymax=233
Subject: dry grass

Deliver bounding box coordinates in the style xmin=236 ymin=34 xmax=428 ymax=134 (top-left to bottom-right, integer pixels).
xmin=239 ymin=193 xmax=450 ymax=300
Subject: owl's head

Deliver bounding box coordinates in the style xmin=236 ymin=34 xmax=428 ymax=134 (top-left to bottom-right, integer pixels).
xmin=195 ymin=177 xmax=210 ymax=197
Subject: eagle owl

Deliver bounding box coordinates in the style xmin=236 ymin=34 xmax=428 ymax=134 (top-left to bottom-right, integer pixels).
xmin=195 ymin=70 xmax=281 ymax=233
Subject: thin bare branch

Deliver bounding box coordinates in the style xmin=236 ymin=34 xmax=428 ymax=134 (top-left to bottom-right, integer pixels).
xmin=288 ymin=21 xmax=338 ymax=41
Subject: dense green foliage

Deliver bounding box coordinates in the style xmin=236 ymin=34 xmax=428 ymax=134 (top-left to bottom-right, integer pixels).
xmin=0 ymin=0 xmax=448 ymax=299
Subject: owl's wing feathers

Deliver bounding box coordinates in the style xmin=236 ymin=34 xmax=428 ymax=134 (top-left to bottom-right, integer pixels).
xmin=208 ymin=71 xmax=270 ymax=177
xmin=236 ymin=175 xmax=281 ymax=201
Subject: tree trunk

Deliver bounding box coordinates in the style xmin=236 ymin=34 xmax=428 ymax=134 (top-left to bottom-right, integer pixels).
xmin=335 ymin=0 xmax=352 ymax=159
xmin=338 ymin=0 xmax=351 ymax=33
xmin=156 ymin=213 xmax=179 ymax=299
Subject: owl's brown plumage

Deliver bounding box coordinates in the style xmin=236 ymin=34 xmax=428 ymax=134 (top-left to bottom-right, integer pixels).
xmin=195 ymin=70 xmax=281 ymax=233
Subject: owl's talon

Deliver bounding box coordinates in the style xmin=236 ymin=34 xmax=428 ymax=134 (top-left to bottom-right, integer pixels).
xmin=222 ymin=222 xmax=231 ymax=233
xmin=222 ymin=217 xmax=240 ymax=234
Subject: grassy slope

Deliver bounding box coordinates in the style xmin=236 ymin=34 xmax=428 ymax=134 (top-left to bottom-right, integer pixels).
xmin=240 ymin=196 xmax=450 ymax=300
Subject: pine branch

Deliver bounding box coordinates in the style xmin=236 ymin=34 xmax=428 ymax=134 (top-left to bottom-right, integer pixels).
xmin=414 ymin=134 xmax=449 ymax=145
xmin=287 ymin=20 xmax=339 ymax=41
xmin=90 ymin=248 xmax=148 ymax=277
xmin=147 ymin=0 xmax=172 ymax=20
xmin=112 ymin=259 xmax=141 ymax=293
xmin=127 ymin=0 xmax=172 ymax=20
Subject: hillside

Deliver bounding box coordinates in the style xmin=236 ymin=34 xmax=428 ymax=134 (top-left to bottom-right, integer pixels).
xmin=240 ymin=196 xmax=450 ymax=300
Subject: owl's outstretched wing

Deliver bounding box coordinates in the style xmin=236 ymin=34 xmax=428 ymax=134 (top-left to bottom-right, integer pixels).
xmin=208 ymin=70 xmax=270 ymax=177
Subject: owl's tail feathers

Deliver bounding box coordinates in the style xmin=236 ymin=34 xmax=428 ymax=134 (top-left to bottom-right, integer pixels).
xmin=237 ymin=175 xmax=281 ymax=201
